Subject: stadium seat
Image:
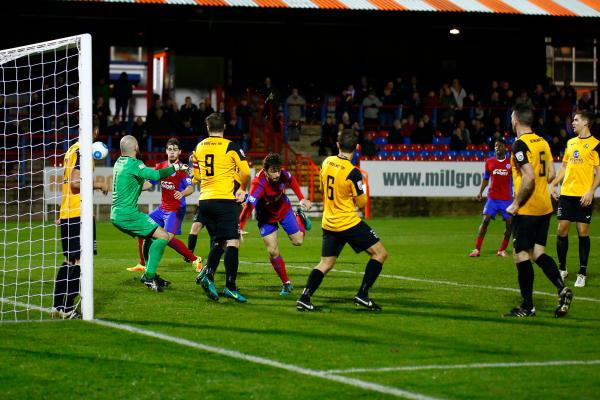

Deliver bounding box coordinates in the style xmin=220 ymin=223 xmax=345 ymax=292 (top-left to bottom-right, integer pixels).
xmin=424 ymin=144 xmax=436 ymax=151
xmin=414 ymin=155 xmax=426 ymax=161
xmin=432 ymin=150 xmax=444 ymax=157
xmin=457 ymin=156 xmax=467 ymax=161
xmin=433 ymin=137 xmax=443 ymax=145
xmin=378 ymin=150 xmax=389 ymax=157
xmin=441 ymin=154 xmax=453 ymax=161
xmin=386 ymin=155 xmax=398 ymax=160
xmin=396 ymin=144 xmax=409 ymax=151
xmin=447 ymin=150 xmax=458 ymax=157
xmin=374 ymin=137 xmax=388 ymax=145
xmin=437 ymin=144 xmax=449 ymax=151
xmin=391 ymin=150 xmax=402 ymax=157
xmin=406 ymin=150 xmax=417 ymax=158
xmin=410 ymin=144 xmax=422 ymax=151
xmin=399 ymin=155 xmax=411 ymax=161
xmin=403 ymin=137 xmax=411 ymax=144
xmin=506 ymin=136 xmax=516 ymax=144
xmin=428 ymin=155 xmax=440 ymax=161
xmin=478 ymin=143 xmax=489 ymax=151
xmin=383 ymin=144 xmax=394 ymax=151
xmin=419 ymin=150 xmax=430 ymax=157
xmin=459 ymin=150 xmax=470 ymax=157
xmin=466 ymin=144 xmax=477 ymax=150
xmin=487 ymin=151 xmax=495 ymax=158
xmin=377 ymin=130 xmax=389 ymax=138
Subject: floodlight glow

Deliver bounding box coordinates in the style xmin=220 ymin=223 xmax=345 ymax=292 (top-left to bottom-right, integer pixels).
xmin=449 ymin=28 xmax=460 ymax=35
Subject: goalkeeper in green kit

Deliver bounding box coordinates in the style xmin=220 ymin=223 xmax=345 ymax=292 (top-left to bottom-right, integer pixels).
xmin=111 ymin=135 xmax=190 ymax=291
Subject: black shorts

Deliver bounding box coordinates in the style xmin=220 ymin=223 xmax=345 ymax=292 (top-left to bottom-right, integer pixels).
xmin=61 ymin=218 xmax=97 ymax=261
xmin=321 ymin=220 xmax=380 ymax=257
xmin=557 ymin=195 xmax=593 ymax=224
xmin=512 ymin=213 xmax=551 ymax=253
xmin=196 ymin=200 xmax=240 ymax=242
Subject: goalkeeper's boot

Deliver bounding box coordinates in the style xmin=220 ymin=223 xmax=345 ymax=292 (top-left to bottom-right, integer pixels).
xmin=155 ymin=274 xmax=171 ymax=288
xmin=354 ymin=295 xmax=382 ymax=311
xmin=197 ymin=274 xmax=219 ymax=301
xmin=504 ymin=306 xmax=536 ymax=317
xmin=296 ymin=295 xmax=315 ymax=311
xmin=296 ymin=207 xmax=312 ymax=231
xmin=555 ymin=287 xmax=573 ymax=318
xmin=192 ymin=257 xmax=203 ymax=273
xmin=223 ymin=287 xmax=247 ymax=303
xmin=127 ymin=263 xmax=146 ymax=272
xmin=280 ymin=282 xmax=293 ymax=296
xmin=140 ymin=274 xmax=163 ymax=292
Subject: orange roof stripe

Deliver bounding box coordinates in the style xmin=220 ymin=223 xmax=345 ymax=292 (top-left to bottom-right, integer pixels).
xmin=367 ymin=0 xmax=405 ymax=11
xmin=254 ymin=0 xmax=288 ymax=7
xmin=578 ymin=0 xmax=600 ymax=13
xmin=527 ymin=0 xmax=577 ymax=16
xmin=195 ymin=0 xmax=228 ymax=6
xmin=477 ymin=0 xmax=522 ymax=14
xmin=311 ymin=0 xmax=347 ymax=9
xmin=422 ymin=0 xmax=463 ymax=12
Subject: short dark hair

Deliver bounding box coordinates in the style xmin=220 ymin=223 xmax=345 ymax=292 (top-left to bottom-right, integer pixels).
xmin=513 ymin=103 xmax=534 ymax=127
xmin=205 ymin=112 xmax=225 ymax=133
xmin=263 ymin=153 xmax=283 ymax=171
xmin=166 ymin=138 xmax=180 ymax=149
xmin=338 ymin=129 xmax=359 ymax=152
xmin=576 ymin=110 xmax=595 ymax=128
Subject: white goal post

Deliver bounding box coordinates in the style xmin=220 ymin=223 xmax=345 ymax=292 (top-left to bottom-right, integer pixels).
xmin=0 ymin=34 xmax=94 ymax=321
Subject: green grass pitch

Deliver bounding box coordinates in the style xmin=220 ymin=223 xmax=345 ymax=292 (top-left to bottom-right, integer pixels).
xmin=1 ymin=216 xmax=599 ymax=399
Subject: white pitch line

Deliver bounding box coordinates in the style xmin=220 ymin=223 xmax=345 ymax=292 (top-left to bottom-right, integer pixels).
xmin=92 ymin=319 xmax=439 ymax=400
xmin=324 ymin=359 xmax=600 ymax=374
xmin=240 ymin=261 xmax=600 ymax=303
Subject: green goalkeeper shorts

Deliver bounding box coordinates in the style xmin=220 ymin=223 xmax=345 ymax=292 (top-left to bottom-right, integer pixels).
xmin=111 ymin=211 xmax=159 ymax=238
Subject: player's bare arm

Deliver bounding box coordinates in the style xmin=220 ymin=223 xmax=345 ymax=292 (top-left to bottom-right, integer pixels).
xmin=581 ymin=165 xmax=600 ymax=207
xmin=507 ymin=163 xmax=534 ymax=215
xmin=550 ymin=162 xmax=567 ymax=200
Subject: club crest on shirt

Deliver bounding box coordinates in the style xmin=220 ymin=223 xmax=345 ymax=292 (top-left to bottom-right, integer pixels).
xmin=506 ymin=163 xmax=511 ymax=170
xmin=574 ymin=150 xmax=580 ymax=159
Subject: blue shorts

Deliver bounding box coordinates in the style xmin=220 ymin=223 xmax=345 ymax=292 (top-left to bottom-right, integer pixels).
xmin=258 ymin=208 xmax=301 ymax=237
xmin=149 ymin=206 xmax=186 ymax=235
xmin=483 ymin=199 xmax=512 ymax=220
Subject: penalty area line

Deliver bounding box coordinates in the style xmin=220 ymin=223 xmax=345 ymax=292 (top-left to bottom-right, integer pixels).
xmin=324 ymin=359 xmax=600 ymax=374
xmin=92 ymin=318 xmax=440 ymax=400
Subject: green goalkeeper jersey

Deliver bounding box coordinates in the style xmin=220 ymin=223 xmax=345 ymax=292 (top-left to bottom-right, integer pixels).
xmin=110 ymin=156 xmax=176 ymax=219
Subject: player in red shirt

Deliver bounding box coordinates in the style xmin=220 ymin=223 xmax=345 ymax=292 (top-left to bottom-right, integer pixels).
xmin=239 ymin=153 xmax=312 ymax=295
xmin=128 ymin=138 xmax=202 ymax=273
xmin=470 ymin=138 xmax=514 ymax=257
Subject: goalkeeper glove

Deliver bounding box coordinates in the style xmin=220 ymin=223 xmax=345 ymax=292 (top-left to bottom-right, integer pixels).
xmin=173 ymin=162 xmax=190 ymax=173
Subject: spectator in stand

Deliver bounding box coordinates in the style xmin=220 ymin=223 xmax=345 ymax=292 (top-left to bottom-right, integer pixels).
xmin=403 ymin=76 xmax=421 ymax=102
xmin=164 ymin=98 xmax=182 ymax=135
xmin=424 ymin=90 xmax=441 ymax=121
xmin=549 ymin=114 xmax=564 ymax=138
xmin=113 ymin=72 xmax=133 ymax=122
xmin=320 ymin=115 xmax=338 ymax=156
xmin=504 ymin=90 xmax=515 ymax=107
xmin=146 ymin=107 xmax=174 ymax=150
xmin=498 ymin=80 xmax=510 ymax=103
xmin=470 ymin=119 xmax=486 ymax=145
xmin=192 ymin=101 xmax=211 ymax=138
xmin=362 ymin=90 xmax=382 ymax=129
xmin=455 ymin=120 xmax=471 ymax=144
xmin=388 ymin=119 xmax=403 ymax=145
xmin=360 ymin=132 xmax=378 ymax=157
xmin=260 ymin=77 xmax=280 ymax=120
xmin=533 ymin=116 xmax=549 ymax=139
xmin=487 ymin=91 xmax=504 ymax=121
xmin=550 ymin=134 xmax=566 ymax=159
xmin=131 ymin=116 xmax=147 ymax=151
xmin=488 ymin=116 xmax=504 ymax=137
xmin=94 ymin=77 xmax=111 ymax=106
xmin=180 ymin=96 xmax=197 ymax=128
xmin=356 ymin=76 xmax=370 ymax=104
xmin=379 ymin=82 xmax=396 ymax=127
xmin=440 ymin=84 xmax=456 ymax=120
xmin=411 ymin=116 xmax=434 ymax=145
xmin=438 ymin=115 xmax=456 ymax=137
xmin=578 ymin=91 xmax=594 ymax=112
xmin=400 ymin=114 xmax=417 ymax=138
xmin=450 ymin=123 xmax=469 ymax=151
xmin=286 ymin=88 xmax=306 ymax=141
xmin=531 ymin=84 xmax=546 ymax=110
xmin=563 ymin=80 xmax=577 ymax=101
xmin=94 ymin=96 xmax=111 ymax=134
xmin=341 ymin=84 xmax=357 ymax=120
xmin=515 ymin=89 xmax=533 ymax=109
xmin=236 ymin=98 xmax=252 ymax=135
xmin=408 ymin=91 xmax=423 ymax=120
xmin=451 ymin=78 xmax=467 ymax=120
xmin=339 ymin=111 xmax=359 ymax=134
xmin=107 ymin=115 xmax=127 ymax=144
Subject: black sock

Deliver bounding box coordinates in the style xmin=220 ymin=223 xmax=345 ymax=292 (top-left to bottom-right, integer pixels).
xmin=516 ymin=260 xmax=534 ymax=310
xmin=535 ymin=253 xmax=565 ymax=293
xmin=53 ymin=261 xmax=69 ymax=309
xmin=65 ymin=264 xmax=81 ymax=312
xmin=556 ymin=235 xmax=568 ymax=271
xmin=188 ymin=234 xmax=198 ymax=253
xmin=224 ymin=246 xmax=239 ymax=291
xmin=357 ymin=259 xmax=383 ymax=298
xmin=301 ymin=269 xmax=324 ymax=298
xmin=579 ymin=236 xmax=590 ymax=275
xmin=205 ymin=244 xmax=224 ymax=281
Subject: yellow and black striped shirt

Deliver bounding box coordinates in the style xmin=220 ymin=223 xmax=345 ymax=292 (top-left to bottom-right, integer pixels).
xmin=511 ymin=133 xmax=553 ymax=216
xmin=192 ymin=136 xmax=250 ymax=200
xmin=320 ymin=155 xmax=366 ymax=231
xmin=561 ymin=135 xmax=600 ymax=197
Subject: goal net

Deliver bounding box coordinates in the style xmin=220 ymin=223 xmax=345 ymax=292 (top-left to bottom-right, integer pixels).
xmin=0 ymin=35 xmax=94 ymax=321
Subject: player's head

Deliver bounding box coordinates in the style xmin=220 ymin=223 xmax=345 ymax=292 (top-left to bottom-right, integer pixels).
xmin=263 ymin=152 xmax=283 ymax=182
xmin=166 ymin=138 xmax=181 ymax=162
xmin=205 ymin=113 xmax=225 ymax=135
xmin=573 ymin=110 xmax=594 ymax=134
xmin=337 ymin=129 xmax=359 ymax=154
xmin=120 ymin=135 xmax=139 ymax=157
xmin=511 ymin=103 xmax=534 ymax=134
xmin=494 ymin=137 xmax=506 ymax=158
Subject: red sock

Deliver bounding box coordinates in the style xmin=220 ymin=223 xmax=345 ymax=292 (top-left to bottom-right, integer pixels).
xmin=475 ymin=236 xmax=484 ymax=251
xmin=295 ymin=214 xmax=306 ymax=234
xmin=137 ymin=238 xmax=145 ymax=266
xmin=499 ymin=239 xmax=509 ymax=251
xmin=168 ymin=238 xmax=197 ymax=262
xmin=270 ymin=256 xmax=289 ymax=283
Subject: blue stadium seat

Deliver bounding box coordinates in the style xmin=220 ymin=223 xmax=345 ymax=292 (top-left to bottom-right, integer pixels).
xmin=447 ymin=150 xmax=458 ymax=157
xmin=391 ymin=150 xmax=402 ymax=157
xmin=432 ymin=150 xmax=444 ymax=157
xmin=378 ymin=150 xmax=389 ymax=157
xmin=374 ymin=137 xmax=388 ymax=145
xmin=403 ymin=137 xmax=411 ymax=145
xmin=459 ymin=150 xmax=470 ymax=157
xmin=419 ymin=150 xmax=430 ymax=157
xmin=406 ymin=150 xmax=417 ymax=158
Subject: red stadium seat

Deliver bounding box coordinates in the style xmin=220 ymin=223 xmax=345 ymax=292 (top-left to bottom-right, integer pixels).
xmin=466 ymin=144 xmax=477 ymax=150
xmin=386 ymin=155 xmax=398 ymax=161
xmin=396 ymin=144 xmax=409 ymax=151
xmin=410 ymin=144 xmax=423 ymax=151
xmin=377 ymin=130 xmax=389 ymax=138
xmin=400 ymin=155 xmax=411 ymax=161
xmin=456 ymin=156 xmax=467 ymax=161
xmin=414 ymin=155 xmax=426 ymax=161
xmin=383 ymin=144 xmax=394 ymax=151
xmin=424 ymin=144 xmax=436 ymax=151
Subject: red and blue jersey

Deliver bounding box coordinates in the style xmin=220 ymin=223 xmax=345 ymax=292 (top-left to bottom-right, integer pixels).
xmin=239 ymin=169 xmax=304 ymax=228
xmin=483 ymin=156 xmax=513 ymax=201
xmin=150 ymin=160 xmax=193 ymax=212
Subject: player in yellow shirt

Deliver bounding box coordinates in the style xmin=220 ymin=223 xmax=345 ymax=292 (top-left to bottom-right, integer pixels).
xmin=52 ymin=124 xmax=108 ymax=319
xmin=550 ymin=110 xmax=600 ymax=287
xmin=296 ymin=129 xmax=388 ymax=311
xmin=506 ymin=103 xmax=572 ymax=318
xmin=193 ymin=113 xmax=251 ymax=303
